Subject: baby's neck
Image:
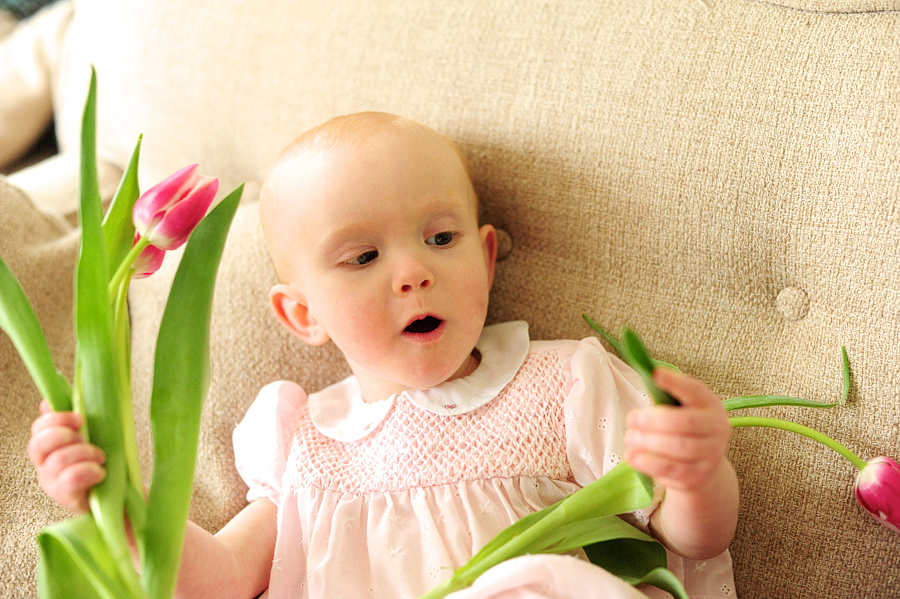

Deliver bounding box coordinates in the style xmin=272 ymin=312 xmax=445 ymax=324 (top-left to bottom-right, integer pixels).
xmin=353 ymin=351 xmax=481 ymax=403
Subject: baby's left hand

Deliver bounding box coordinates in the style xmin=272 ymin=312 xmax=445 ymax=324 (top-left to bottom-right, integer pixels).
xmin=624 ymin=368 xmax=731 ymax=492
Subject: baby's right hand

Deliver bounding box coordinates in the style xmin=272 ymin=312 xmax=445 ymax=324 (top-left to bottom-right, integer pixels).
xmin=27 ymin=399 xmax=106 ymax=514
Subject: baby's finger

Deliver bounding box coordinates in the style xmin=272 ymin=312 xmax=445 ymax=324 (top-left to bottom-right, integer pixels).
xmin=627 ymin=406 xmax=726 ymax=437
xmin=652 ymin=368 xmax=722 ymax=410
xmin=40 ymin=443 xmax=106 ymax=482
xmin=31 ymin=410 xmax=84 ymax=437
xmin=625 ymin=429 xmax=724 ymax=463
xmin=28 ymin=425 xmax=85 ymax=467
xmin=45 ymin=462 xmax=106 ymax=514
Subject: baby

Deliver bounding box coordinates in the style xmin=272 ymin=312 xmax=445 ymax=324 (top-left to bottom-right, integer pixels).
xmin=29 ymin=112 xmax=739 ymax=598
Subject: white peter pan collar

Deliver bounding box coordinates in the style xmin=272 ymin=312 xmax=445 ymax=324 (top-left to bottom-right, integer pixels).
xmin=308 ymin=321 xmax=530 ymax=442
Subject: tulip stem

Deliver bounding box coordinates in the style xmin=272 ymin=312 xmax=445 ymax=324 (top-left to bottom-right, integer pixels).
xmin=113 ymin=280 xmax=144 ymax=502
xmin=108 ymin=237 xmax=150 ymax=299
xmin=730 ymin=416 xmax=868 ymax=471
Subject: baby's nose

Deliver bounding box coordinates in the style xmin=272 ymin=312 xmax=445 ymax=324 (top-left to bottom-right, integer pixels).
xmin=393 ymin=258 xmax=434 ymax=294
xmin=399 ymin=278 xmax=431 ymax=293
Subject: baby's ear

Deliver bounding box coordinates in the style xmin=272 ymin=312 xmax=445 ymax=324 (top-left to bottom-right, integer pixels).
xmin=269 ymin=284 xmax=330 ymax=346
xmin=480 ymin=224 xmax=498 ymax=288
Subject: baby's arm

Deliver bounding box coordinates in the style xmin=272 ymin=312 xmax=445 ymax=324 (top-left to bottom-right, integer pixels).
xmin=28 ymin=400 xmax=276 ymax=599
xmin=624 ymin=368 xmax=739 ymax=561
xmin=175 ymin=499 xmax=276 ymax=599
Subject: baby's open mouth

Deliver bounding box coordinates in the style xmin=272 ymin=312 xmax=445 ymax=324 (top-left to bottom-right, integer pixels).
xmin=404 ymin=316 xmax=442 ymax=334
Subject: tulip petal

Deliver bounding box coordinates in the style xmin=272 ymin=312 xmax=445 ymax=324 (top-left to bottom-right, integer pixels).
xmin=854 ymin=457 xmax=900 ymax=534
xmin=132 ymin=164 xmax=199 ymax=236
xmin=131 ymin=240 xmax=165 ymax=279
xmin=146 ymin=176 xmax=219 ymax=250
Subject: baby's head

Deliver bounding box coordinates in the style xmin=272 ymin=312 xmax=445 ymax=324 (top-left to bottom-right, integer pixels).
xmin=259 ymin=112 xmax=497 ymax=401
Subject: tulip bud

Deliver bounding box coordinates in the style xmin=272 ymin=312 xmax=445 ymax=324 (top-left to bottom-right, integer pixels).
xmin=132 ymin=164 xmax=219 ymax=250
xmin=131 ymin=235 xmax=165 ymax=279
xmin=854 ymin=456 xmax=900 ymax=533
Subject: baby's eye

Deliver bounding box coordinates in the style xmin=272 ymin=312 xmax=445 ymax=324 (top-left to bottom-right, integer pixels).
xmin=426 ymin=232 xmax=454 ymax=246
xmin=346 ymin=250 xmax=378 ymax=266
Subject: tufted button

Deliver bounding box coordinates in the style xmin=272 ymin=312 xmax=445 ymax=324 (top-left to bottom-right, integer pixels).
xmin=495 ymin=228 xmax=513 ymax=261
xmin=776 ymin=287 xmax=810 ymax=321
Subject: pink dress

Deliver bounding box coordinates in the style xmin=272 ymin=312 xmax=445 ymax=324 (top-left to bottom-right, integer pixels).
xmin=233 ymin=322 xmax=736 ymax=599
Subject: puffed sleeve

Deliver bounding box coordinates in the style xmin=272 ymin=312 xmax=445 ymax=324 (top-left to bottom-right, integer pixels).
xmin=233 ymin=380 xmax=307 ymax=504
xmin=560 ymin=337 xmax=665 ymax=527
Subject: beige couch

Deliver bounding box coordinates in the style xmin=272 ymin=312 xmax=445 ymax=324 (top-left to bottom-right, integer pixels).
xmin=2 ymin=1 xmax=898 ymax=597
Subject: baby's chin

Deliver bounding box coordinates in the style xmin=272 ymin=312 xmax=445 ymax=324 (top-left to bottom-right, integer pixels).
xmin=406 ymin=351 xmax=479 ymax=389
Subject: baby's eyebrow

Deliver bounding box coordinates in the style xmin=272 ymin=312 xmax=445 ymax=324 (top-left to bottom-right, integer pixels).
xmin=420 ymin=200 xmax=470 ymax=223
xmin=315 ymin=222 xmax=375 ymax=259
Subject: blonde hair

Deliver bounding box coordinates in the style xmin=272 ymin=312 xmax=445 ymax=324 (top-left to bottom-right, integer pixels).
xmin=259 ymin=112 xmax=477 ymax=282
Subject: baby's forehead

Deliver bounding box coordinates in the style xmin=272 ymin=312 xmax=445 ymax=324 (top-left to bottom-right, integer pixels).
xmin=261 ymin=113 xmax=477 ymax=232
xmin=276 ymin=127 xmax=469 ymax=194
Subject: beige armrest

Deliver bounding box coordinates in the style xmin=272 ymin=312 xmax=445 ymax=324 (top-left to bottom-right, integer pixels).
xmin=8 ymin=152 xmax=123 ymax=225
xmin=0 ymin=1 xmax=73 ymax=170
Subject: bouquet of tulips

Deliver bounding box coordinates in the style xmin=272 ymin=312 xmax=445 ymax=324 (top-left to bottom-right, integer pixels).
xmin=0 ymin=71 xmax=242 ymax=599
xmin=421 ymin=320 xmax=900 ymax=598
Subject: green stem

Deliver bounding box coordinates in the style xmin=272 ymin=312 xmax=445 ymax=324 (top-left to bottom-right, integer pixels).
xmin=108 ymin=237 xmax=150 ymax=299
xmin=113 ymin=280 xmax=144 ymax=503
xmin=72 ymin=357 xmax=85 ymax=422
xmin=729 ymin=416 xmax=868 ymax=471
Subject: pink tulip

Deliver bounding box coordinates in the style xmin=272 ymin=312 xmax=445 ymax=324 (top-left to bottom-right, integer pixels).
xmin=854 ymin=456 xmax=900 ymax=533
xmin=131 ymin=235 xmax=165 ymax=279
xmin=132 ymin=164 xmax=219 ymax=250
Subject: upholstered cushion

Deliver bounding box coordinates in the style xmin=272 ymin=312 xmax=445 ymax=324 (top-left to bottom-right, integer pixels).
xmin=0 ymin=1 xmax=69 ymax=171
xmin=2 ymin=0 xmax=898 ymax=597
xmin=0 ymin=177 xmax=76 ymax=597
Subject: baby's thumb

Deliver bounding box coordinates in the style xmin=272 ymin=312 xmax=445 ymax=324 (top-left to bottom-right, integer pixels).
xmin=652 ymin=367 xmax=719 ymax=409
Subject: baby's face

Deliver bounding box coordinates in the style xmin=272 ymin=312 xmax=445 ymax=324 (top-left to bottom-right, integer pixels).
xmin=271 ymin=127 xmax=497 ymax=400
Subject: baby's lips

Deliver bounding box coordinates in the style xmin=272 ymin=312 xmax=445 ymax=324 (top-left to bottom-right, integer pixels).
xmin=403 ymin=314 xmax=443 ymax=333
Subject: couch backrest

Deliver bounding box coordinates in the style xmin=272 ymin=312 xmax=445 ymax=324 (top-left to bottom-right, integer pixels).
xmin=6 ymin=1 xmax=899 ymax=597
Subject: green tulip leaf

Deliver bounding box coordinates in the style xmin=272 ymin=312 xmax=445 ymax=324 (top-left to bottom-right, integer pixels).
xmin=723 ymin=347 xmax=850 ymax=411
xmin=582 ymin=536 xmax=666 ymax=584
xmin=102 ymin=135 xmax=148 ymax=525
xmin=37 ymin=515 xmax=134 ymax=599
xmin=459 ymin=462 xmax=652 ymax=576
xmin=582 ymin=314 xmax=625 ymax=357
xmin=102 ymin=135 xmax=142 ymax=275
xmin=0 ymin=257 xmax=72 ymax=411
xmin=72 ymin=67 xmax=143 ymax=596
xmin=546 ymin=462 xmax=654 ymax=524
xmin=634 ymin=567 xmax=690 ymax=599
xmin=421 ymin=463 xmax=657 ymax=599
xmin=461 ymin=501 xmax=557 ymax=571
xmin=140 ymin=184 xmax=243 ymax=599
xmin=583 ymin=538 xmax=688 ymax=598
xmin=582 ymin=315 xmax=681 ymax=373
xmin=585 ymin=317 xmax=850 ymax=413
xmin=537 ymin=514 xmax=656 ymax=555
xmin=619 ymin=327 xmax=680 ymax=406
